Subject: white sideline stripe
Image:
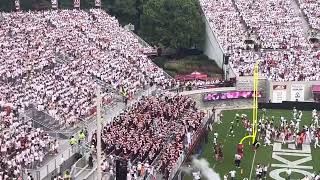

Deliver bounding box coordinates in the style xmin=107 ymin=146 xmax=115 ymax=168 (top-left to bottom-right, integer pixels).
xmin=249 ymin=149 xmax=257 ymax=180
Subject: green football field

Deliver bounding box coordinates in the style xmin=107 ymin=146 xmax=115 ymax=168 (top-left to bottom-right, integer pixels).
xmin=199 ymin=108 xmax=320 ymax=180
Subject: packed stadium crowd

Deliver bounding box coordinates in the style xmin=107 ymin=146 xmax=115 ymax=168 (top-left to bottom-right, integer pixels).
xmin=93 ymin=95 xmax=205 ymax=179
xmin=0 ymin=9 xmax=167 ymax=127
xmin=162 ymin=78 xmax=233 ymax=92
xmin=0 ymin=105 xmax=57 ymax=179
xmin=0 ymin=8 xmax=169 ymax=179
xmin=199 ymin=0 xmax=247 ymax=51
xmin=0 ymin=0 xmax=319 ymax=179
xmin=176 ymin=78 xmax=232 ymax=90
xmin=234 ymin=0 xmax=307 ymax=49
xmin=298 ymin=0 xmax=320 ymax=30
xmin=199 ymin=0 xmax=320 ymax=81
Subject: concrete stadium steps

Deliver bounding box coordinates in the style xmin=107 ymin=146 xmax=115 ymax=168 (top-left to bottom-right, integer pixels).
xmin=56 ymin=57 xmax=69 ymax=64
xmin=71 ymin=155 xmax=98 ymax=180
xmin=291 ymin=0 xmax=311 ymax=36
xmin=74 ymin=159 xmax=112 ymax=180
xmin=230 ymin=0 xmax=250 ymax=31
xmin=83 ymin=166 xmax=112 ymax=180
xmin=76 ymin=164 xmax=97 ymax=180
xmin=93 ymin=77 xmax=114 ymax=91
xmin=24 ymin=107 xmax=79 ymax=139
xmin=55 ymin=52 xmax=71 ymax=64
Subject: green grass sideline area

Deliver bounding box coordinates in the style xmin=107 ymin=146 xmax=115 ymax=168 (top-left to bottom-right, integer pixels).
xmin=199 ymin=109 xmax=320 ymax=180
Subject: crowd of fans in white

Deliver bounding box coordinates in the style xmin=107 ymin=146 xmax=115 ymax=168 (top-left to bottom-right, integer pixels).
xmin=0 ymin=9 xmax=166 ymax=127
xmin=200 ymin=0 xmax=320 ymax=81
xmin=298 ymin=0 xmax=320 ymax=30
xmin=0 ymin=9 xmax=167 ymax=179
xmin=0 ymin=103 xmax=58 ymax=179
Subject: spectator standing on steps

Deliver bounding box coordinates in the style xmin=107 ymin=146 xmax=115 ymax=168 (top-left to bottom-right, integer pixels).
xmin=83 ymin=127 xmax=88 ymax=141
xmin=63 ymin=170 xmax=71 ymax=180
xmin=219 ymin=112 xmax=223 ymax=124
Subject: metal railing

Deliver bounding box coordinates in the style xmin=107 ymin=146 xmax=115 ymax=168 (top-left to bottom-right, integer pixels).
xmin=22 ymin=144 xmax=81 ymax=180
xmin=166 ymin=115 xmax=211 ymax=180
xmin=24 ymin=107 xmax=81 ymax=139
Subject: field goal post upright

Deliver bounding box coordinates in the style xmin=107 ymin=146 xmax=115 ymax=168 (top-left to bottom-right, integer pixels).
xmin=252 ymin=61 xmax=259 ymax=143
xmin=239 ymin=60 xmax=260 ymax=145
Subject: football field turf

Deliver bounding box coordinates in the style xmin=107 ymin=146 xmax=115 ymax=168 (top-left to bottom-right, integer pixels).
xmin=200 ymin=109 xmax=320 ymax=180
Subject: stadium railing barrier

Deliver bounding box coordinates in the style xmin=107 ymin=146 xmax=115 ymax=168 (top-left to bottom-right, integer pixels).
xmin=22 ymin=144 xmax=81 ymax=180
xmin=166 ymin=115 xmax=210 ymax=179
xmin=168 ymin=152 xmax=186 ymax=180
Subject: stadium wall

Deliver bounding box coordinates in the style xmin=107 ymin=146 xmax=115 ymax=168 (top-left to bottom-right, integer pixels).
xmin=202 ymin=16 xmax=237 ymax=80
xmin=202 ymin=16 xmax=225 ymax=69
xmin=227 ymin=63 xmax=237 ymax=79
xmin=259 ymin=101 xmax=320 ymax=111
xmin=235 ymin=76 xmax=320 ymax=102
xmin=266 ymin=80 xmax=320 ymax=102
xmin=236 ymin=76 xmax=268 ymax=101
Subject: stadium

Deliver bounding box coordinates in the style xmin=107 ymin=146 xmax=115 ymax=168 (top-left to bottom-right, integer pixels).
xmin=0 ymin=0 xmax=319 ymax=180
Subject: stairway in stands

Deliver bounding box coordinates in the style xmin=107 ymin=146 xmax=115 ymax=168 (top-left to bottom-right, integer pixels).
xmin=230 ymin=0 xmax=250 ymax=31
xmin=55 ymin=53 xmax=70 ymax=64
xmin=230 ymin=0 xmax=260 ymax=42
xmin=291 ymin=0 xmax=312 ymax=37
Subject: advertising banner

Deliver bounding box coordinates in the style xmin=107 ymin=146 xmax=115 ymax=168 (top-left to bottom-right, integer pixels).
xmin=203 ymin=91 xmax=261 ymax=102
xmin=272 ymin=85 xmax=287 ymax=103
xmin=291 ymin=84 xmax=305 ymax=101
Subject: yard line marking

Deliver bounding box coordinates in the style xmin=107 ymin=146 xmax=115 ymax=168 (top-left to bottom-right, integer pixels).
xmin=249 ymin=149 xmax=257 ymax=180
